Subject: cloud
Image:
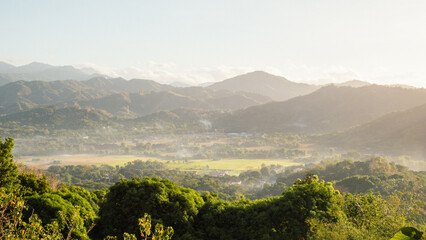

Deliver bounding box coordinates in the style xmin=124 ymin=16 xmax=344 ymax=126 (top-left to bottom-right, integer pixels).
xmin=369 ymin=71 xmax=425 ymax=88
xmin=75 ymin=62 xmax=256 ymax=85
xmin=72 ymin=61 xmax=426 ymax=88
xmin=319 ymin=67 xmax=359 ymax=84
xmin=278 ymin=63 xmax=360 ymax=85
xmin=0 ymin=56 xmax=33 ymax=66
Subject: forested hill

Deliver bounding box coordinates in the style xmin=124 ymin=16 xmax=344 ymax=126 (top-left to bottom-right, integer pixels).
xmin=81 ymin=77 xmax=176 ymax=92
xmin=208 ymin=71 xmax=319 ymax=101
xmin=74 ymin=87 xmax=271 ymax=117
xmin=1 ymin=136 xmax=424 ymax=239
xmin=0 ymin=80 xmax=109 ymax=115
xmin=319 ymin=103 xmax=426 ymax=157
xmin=215 ymin=85 xmax=426 ymax=134
xmin=0 ymin=106 xmax=118 ymax=130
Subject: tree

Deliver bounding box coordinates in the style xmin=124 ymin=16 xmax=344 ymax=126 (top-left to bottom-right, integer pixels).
xmin=92 ymin=177 xmax=204 ymax=239
xmin=25 ymin=187 xmax=98 ymax=240
xmin=0 ymin=190 xmax=62 ymax=240
xmin=271 ymin=174 xmax=343 ymax=239
xmin=106 ymin=213 xmax=174 ymax=240
xmin=17 ymin=173 xmax=51 ymax=196
xmin=0 ymin=137 xmax=18 ymax=190
xmin=391 ymin=227 xmax=423 ymax=240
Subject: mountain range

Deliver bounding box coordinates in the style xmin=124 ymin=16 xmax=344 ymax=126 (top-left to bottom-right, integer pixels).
xmin=2 ymin=63 xmax=426 ymax=160
xmin=0 ymin=61 xmax=102 ymax=86
xmin=1 ymin=60 xmax=426 ymax=166
xmin=0 ymin=75 xmax=273 ymax=116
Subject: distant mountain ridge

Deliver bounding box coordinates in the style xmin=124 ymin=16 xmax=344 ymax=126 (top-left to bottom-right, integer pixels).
xmin=82 ymin=77 xmax=175 ymax=93
xmin=0 ymin=77 xmax=272 ymax=117
xmin=0 ymin=61 xmax=103 ymax=84
xmin=208 ymin=71 xmax=320 ymax=101
xmin=215 ymin=85 xmax=426 ymax=134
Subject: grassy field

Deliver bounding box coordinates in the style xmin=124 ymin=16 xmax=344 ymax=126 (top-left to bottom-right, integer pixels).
xmin=16 ymin=154 xmax=300 ymax=174
xmin=166 ymin=158 xmax=299 ymax=174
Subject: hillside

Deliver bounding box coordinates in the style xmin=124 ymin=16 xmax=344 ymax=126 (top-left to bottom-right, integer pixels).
xmin=320 ymin=103 xmax=426 ymax=156
xmin=0 ymin=73 xmax=15 ymax=86
xmin=76 ymin=88 xmax=271 ymax=117
xmin=215 ymin=85 xmax=426 ymax=134
xmin=82 ymin=77 xmax=175 ymax=92
xmin=0 ymin=80 xmax=109 ymax=115
xmin=75 ymin=91 xmax=205 ymax=117
xmin=208 ymin=71 xmax=319 ymax=101
xmin=0 ymin=106 xmax=118 ymax=130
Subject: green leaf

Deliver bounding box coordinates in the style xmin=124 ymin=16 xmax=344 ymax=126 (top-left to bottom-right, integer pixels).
xmin=391 ymin=227 xmax=423 ymax=240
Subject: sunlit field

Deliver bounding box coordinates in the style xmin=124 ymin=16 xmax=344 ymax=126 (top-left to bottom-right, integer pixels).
xmin=16 ymin=154 xmax=300 ymax=174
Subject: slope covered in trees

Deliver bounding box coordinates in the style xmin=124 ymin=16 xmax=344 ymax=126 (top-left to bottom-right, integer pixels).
xmin=0 ymin=106 xmax=119 ymax=130
xmin=75 ymin=88 xmax=270 ymax=117
xmin=0 ymin=137 xmax=424 ymax=239
xmin=0 ymin=80 xmax=109 ymax=115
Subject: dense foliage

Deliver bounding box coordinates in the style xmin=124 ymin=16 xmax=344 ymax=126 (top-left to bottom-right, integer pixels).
xmin=92 ymin=177 xmax=204 ymax=239
xmin=0 ymin=137 xmax=425 ymax=239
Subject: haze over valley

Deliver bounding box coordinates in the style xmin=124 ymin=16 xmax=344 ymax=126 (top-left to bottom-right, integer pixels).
xmin=0 ymin=62 xmax=424 ymax=171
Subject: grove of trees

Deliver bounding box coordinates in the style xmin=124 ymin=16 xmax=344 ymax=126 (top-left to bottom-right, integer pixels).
xmin=0 ymin=137 xmax=424 ymax=239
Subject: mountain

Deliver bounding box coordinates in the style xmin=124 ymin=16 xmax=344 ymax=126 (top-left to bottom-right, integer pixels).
xmin=0 ymin=61 xmax=15 ymax=72
xmin=0 ymin=80 xmax=109 ymax=115
xmin=13 ymin=62 xmax=54 ymax=73
xmin=76 ymin=87 xmax=271 ymax=117
xmin=0 ymin=61 xmax=102 ymax=81
xmin=0 ymin=106 xmax=118 ymax=130
xmin=32 ymin=65 xmax=101 ymax=81
xmin=208 ymin=71 xmax=319 ymax=101
xmin=82 ymin=77 xmax=175 ymax=92
xmin=215 ymin=85 xmax=426 ymax=134
xmin=320 ymin=103 xmax=426 ymax=156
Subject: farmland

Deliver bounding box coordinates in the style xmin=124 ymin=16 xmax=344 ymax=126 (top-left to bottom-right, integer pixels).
xmin=16 ymin=154 xmax=300 ymax=175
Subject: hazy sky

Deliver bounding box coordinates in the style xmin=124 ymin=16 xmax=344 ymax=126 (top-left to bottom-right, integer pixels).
xmin=1 ymin=0 xmax=426 ymax=86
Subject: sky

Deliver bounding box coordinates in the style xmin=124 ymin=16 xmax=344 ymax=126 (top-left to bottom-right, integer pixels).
xmin=1 ymin=0 xmax=426 ymax=86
